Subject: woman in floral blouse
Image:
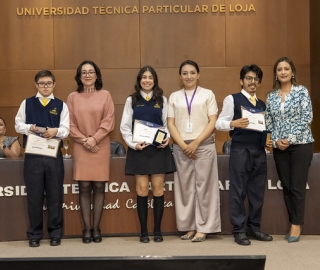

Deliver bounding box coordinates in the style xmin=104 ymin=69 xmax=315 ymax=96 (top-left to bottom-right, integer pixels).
xmin=265 ymin=57 xmax=314 ymax=243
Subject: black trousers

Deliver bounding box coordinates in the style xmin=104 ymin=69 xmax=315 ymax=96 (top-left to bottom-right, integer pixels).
xmin=24 ymin=151 xmax=64 ymax=240
xmin=229 ymin=146 xmax=267 ymax=233
xmin=273 ymin=143 xmax=313 ymax=225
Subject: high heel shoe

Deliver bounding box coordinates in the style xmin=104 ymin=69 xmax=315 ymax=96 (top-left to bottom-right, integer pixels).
xmin=191 ymin=233 xmax=207 ymax=242
xmin=92 ymin=229 xmax=102 ymax=243
xmin=181 ymin=231 xmax=196 ymax=240
xmin=288 ymin=235 xmax=300 ymax=243
xmin=82 ymin=229 xmax=92 ymax=244
xmin=286 ymin=226 xmax=302 ymax=242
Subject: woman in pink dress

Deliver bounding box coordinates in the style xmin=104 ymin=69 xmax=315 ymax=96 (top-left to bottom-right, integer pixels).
xmin=67 ymin=60 xmax=115 ymax=244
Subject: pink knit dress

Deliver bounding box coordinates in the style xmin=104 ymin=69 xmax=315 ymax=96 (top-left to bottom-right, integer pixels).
xmin=67 ymin=90 xmax=115 ymax=181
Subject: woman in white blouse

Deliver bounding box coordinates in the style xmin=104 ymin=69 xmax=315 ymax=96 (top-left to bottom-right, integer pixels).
xmin=168 ymin=60 xmax=221 ymax=242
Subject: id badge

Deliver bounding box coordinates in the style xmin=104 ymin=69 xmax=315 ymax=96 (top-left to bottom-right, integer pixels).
xmin=186 ymin=120 xmax=193 ymax=133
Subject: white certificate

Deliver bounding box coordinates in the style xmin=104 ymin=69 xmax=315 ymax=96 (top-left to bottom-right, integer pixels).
xmin=241 ymin=106 xmax=266 ymax=132
xmin=25 ymin=133 xmax=60 ymax=158
xmin=132 ymin=120 xmax=164 ymax=144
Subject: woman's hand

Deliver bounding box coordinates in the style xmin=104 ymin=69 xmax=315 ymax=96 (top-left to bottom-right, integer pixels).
xmin=276 ymin=139 xmax=290 ymax=151
xmin=135 ymin=142 xmax=149 ymax=151
xmin=182 ymin=140 xmax=200 ymax=160
xmin=89 ymin=145 xmax=99 ymax=153
xmin=157 ymin=137 xmax=169 ymax=149
xmin=82 ymin=137 xmax=99 ymax=152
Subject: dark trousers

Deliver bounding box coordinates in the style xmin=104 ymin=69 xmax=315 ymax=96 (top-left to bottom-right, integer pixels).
xmin=273 ymin=143 xmax=313 ymax=225
xmin=24 ymin=151 xmax=64 ymax=240
xmin=229 ymin=146 xmax=267 ymax=233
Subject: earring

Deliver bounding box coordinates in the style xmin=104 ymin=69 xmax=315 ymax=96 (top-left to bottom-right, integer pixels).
xmin=292 ymin=75 xmax=294 ymax=78
xmin=276 ymin=76 xmax=278 ymax=80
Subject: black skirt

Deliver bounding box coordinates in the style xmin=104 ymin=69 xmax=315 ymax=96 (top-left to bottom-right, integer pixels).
xmin=125 ymin=145 xmax=176 ymax=175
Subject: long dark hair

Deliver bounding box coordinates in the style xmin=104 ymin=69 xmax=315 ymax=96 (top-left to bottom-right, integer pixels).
xmin=74 ymin=60 xmax=103 ymax=93
xmin=132 ymin=66 xmax=164 ymax=107
xmin=271 ymin=56 xmax=298 ymax=92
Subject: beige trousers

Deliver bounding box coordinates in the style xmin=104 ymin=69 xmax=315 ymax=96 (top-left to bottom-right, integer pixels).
xmin=173 ymin=138 xmax=221 ymax=233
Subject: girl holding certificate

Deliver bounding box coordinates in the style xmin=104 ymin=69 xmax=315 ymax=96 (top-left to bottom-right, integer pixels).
xmin=168 ymin=60 xmax=221 ymax=242
xmin=266 ymin=57 xmax=314 ymax=243
xmin=120 ymin=66 xmax=176 ymax=243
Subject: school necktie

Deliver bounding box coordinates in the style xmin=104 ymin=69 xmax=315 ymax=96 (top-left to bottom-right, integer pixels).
xmin=249 ymin=96 xmax=256 ymax=106
xmin=146 ymin=94 xmax=150 ymax=101
xmin=41 ymin=98 xmax=49 ymax=106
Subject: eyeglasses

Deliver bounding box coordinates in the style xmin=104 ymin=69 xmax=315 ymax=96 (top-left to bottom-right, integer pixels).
xmin=245 ymin=76 xmax=260 ymax=83
xmin=37 ymin=81 xmax=54 ymax=88
xmin=81 ymin=71 xmax=96 ymax=77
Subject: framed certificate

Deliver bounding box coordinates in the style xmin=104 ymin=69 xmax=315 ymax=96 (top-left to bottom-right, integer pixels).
xmin=25 ymin=133 xmax=60 ymax=158
xmin=241 ymin=106 xmax=266 ymax=132
xmin=153 ymin=129 xmax=167 ymax=146
xmin=132 ymin=120 xmax=166 ymax=145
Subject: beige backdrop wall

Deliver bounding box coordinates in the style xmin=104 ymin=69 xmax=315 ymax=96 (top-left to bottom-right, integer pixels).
xmin=0 ymin=0 xmax=316 ymax=153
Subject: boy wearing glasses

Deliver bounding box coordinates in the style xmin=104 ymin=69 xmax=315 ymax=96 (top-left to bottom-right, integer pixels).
xmin=216 ymin=64 xmax=273 ymax=246
xmin=15 ymin=70 xmax=69 ymax=247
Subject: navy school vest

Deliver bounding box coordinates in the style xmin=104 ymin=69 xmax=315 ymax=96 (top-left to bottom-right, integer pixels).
xmin=229 ymin=92 xmax=266 ymax=146
xmin=23 ymin=96 xmax=63 ymax=147
xmin=131 ymin=96 xmax=163 ymax=132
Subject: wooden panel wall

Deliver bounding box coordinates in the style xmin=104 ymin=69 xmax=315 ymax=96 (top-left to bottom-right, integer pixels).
xmin=0 ymin=0 xmax=315 ymax=154
xmin=310 ymin=0 xmax=320 ymax=151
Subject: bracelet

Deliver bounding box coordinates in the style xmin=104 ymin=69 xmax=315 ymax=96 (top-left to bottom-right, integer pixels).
xmin=89 ymin=135 xmax=97 ymax=143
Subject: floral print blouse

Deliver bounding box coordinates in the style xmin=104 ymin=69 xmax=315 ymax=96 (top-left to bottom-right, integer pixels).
xmin=265 ymin=85 xmax=314 ymax=147
xmin=0 ymin=136 xmax=19 ymax=158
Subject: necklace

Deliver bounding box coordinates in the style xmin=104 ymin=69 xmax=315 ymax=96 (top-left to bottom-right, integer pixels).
xmin=0 ymin=136 xmax=5 ymax=143
xmin=84 ymin=88 xmax=96 ymax=93
xmin=279 ymin=90 xmax=290 ymax=97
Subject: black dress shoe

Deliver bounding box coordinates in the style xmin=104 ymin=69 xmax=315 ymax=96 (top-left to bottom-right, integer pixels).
xmin=140 ymin=233 xmax=150 ymax=243
xmin=234 ymin=232 xmax=251 ymax=246
xmin=82 ymin=229 xmax=92 ymax=244
xmin=50 ymin=238 xmax=61 ymax=246
xmin=246 ymin=231 xmax=273 ymax=241
xmin=154 ymin=232 xmax=163 ymax=242
xmin=92 ymin=229 xmax=102 ymax=243
xmin=29 ymin=239 xmax=40 ymax=247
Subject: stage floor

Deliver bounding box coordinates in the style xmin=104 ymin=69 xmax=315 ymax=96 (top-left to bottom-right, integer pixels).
xmin=0 ymin=235 xmax=319 ymax=270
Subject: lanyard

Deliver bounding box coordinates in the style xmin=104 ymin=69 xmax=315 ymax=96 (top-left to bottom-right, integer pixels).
xmin=184 ymin=86 xmax=197 ymax=117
